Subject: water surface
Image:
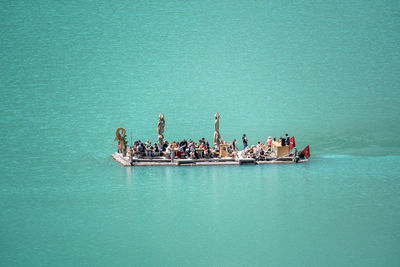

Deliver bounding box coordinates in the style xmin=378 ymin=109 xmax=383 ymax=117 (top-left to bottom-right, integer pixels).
xmin=1 ymin=1 xmax=400 ymax=266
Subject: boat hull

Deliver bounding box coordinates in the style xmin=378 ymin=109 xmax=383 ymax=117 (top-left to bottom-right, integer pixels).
xmin=111 ymin=153 xmax=308 ymax=167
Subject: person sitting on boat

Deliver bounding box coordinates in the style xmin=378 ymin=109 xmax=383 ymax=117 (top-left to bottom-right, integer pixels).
xmin=257 ymin=149 xmax=266 ymax=161
xmin=212 ymin=143 xmax=220 ymax=157
xmin=185 ymin=140 xmax=193 ymax=157
xmin=146 ymin=144 xmax=154 ymax=157
xmin=189 ymin=140 xmax=197 ymax=158
xmin=172 ymin=142 xmax=178 ymax=159
xmin=136 ymin=142 xmax=145 ymax=157
xmin=182 ymin=139 xmax=188 ymax=148
xmin=165 ymin=144 xmax=172 ymax=159
xmin=229 ymin=150 xmax=238 ymax=158
xmin=177 ymin=142 xmax=185 ymax=158
xmin=199 ymin=141 xmax=205 ymax=149
xmin=138 ymin=142 xmax=145 ymax=153
xmin=203 ymin=146 xmax=211 ymax=158
xmin=146 ymin=140 xmax=151 ymax=148
xmin=243 ymin=146 xmax=251 ymax=158
xmin=189 ymin=143 xmax=198 ymax=159
xmin=199 ymin=137 xmax=206 ymax=146
xmin=255 ymin=144 xmax=262 ymax=157
xmin=162 ymin=141 xmax=169 ymax=152
xmin=215 ymin=143 xmax=220 ymax=151
xmin=250 ymin=145 xmax=257 ymax=159
xmin=205 ymin=141 xmax=210 ymax=149
xmin=257 ymin=141 xmax=263 ymax=149
xmin=243 ymin=146 xmax=250 ymax=158
xmin=152 ymin=143 xmax=160 ymax=157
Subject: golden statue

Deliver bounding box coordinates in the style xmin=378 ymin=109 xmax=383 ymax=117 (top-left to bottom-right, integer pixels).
xmin=114 ymin=127 xmax=127 ymax=154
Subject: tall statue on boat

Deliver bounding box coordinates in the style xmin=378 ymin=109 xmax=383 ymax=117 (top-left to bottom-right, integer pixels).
xmin=114 ymin=127 xmax=127 ymax=155
xmin=213 ymin=113 xmax=221 ymax=146
xmin=157 ymin=113 xmax=165 ymax=146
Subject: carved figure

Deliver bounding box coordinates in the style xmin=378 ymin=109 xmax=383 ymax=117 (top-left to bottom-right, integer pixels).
xmin=213 ymin=113 xmax=221 ymax=146
xmin=157 ymin=113 xmax=165 ymax=146
xmin=114 ymin=127 xmax=127 ymax=154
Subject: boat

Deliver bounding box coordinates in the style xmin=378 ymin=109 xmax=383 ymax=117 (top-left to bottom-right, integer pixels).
xmin=111 ymin=113 xmax=310 ymax=167
xmin=111 ymin=153 xmax=308 ymax=167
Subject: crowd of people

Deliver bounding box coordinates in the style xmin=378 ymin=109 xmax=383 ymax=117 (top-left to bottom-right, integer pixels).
xmin=118 ymin=133 xmax=296 ymax=160
xmin=240 ymin=133 xmax=297 ymax=160
xmin=124 ymin=138 xmax=224 ymax=159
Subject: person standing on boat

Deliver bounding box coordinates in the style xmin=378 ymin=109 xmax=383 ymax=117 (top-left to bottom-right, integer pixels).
xmin=242 ymin=134 xmax=248 ymax=150
xmin=285 ymin=134 xmax=290 ymax=146
xmin=280 ymin=136 xmax=286 ymax=146
xmin=267 ymin=136 xmax=272 ymax=150
xmin=230 ymin=139 xmax=237 ymax=151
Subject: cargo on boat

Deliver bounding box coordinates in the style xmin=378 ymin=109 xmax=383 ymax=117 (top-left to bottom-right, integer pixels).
xmin=111 ymin=113 xmax=310 ymax=167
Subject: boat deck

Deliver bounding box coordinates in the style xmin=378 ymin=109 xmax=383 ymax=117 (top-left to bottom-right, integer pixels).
xmin=111 ymin=153 xmax=307 ymax=167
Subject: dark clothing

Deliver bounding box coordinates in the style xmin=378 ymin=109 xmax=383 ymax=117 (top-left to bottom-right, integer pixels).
xmin=285 ymin=136 xmax=290 ymax=146
xmin=281 ymin=138 xmax=286 ymax=146
xmin=138 ymin=144 xmax=145 ymax=152
xmin=242 ymin=137 xmax=248 ymax=148
xmin=162 ymin=143 xmax=168 ymax=151
xmin=231 ymin=141 xmax=236 ymax=150
xmin=181 ymin=141 xmax=187 ymax=152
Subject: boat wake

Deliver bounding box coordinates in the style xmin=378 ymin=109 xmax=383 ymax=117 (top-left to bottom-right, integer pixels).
xmin=320 ymin=154 xmax=356 ymax=159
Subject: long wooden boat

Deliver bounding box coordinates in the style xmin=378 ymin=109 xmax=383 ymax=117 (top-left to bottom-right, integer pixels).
xmin=111 ymin=152 xmax=308 ymax=167
xmin=111 ymin=114 xmax=310 ymax=167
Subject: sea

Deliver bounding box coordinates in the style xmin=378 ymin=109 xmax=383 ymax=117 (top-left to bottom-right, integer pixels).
xmin=1 ymin=1 xmax=399 ymax=266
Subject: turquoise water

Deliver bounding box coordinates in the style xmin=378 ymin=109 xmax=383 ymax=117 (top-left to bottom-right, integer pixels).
xmin=1 ymin=1 xmax=400 ymax=266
